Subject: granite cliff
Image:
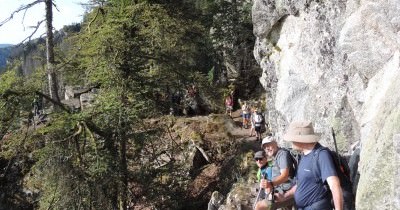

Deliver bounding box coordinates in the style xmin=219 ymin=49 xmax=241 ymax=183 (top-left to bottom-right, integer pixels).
xmin=252 ymin=0 xmax=400 ymax=209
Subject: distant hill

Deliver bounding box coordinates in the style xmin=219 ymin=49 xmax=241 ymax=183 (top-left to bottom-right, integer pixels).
xmin=1 ymin=24 xmax=81 ymax=76
xmin=0 ymin=44 xmax=13 ymax=48
xmin=0 ymin=44 xmax=13 ymax=72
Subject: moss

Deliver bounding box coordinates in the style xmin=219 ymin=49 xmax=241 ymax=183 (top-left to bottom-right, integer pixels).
xmin=190 ymin=131 xmax=203 ymax=143
xmin=274 ymin=45 xmax=282 ymax=53
xmin=357 ymin=108 xmax=400 ymax=209
xmin=205 ymin=121 xmax=224 ymax=134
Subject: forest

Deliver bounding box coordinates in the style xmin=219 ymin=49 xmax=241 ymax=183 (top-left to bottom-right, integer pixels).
xmin=0 ymin=0 xmax=262 ymax=209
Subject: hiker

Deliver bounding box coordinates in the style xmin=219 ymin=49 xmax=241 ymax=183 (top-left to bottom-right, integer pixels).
xmin=32 ymin=96 xmax=41 ymax=116
xmin=254 ymin=150 xmax=271 ymax=182
xmin=187 ymin=84 xmax=197 ymax=98
xmin=241 ymin=101 xmax=250 ymax=128
xmin=277 ymin=121 xmax=343 ymax=210
xmin=249 ymin=108 xmax=256 ymax=137
xmin=255 ymin=136 xmax=296 ymax=210
xmin=253 ymin=150 xmax=273 ymax=208
xmin=253 ymin=109 xmax=264 ymax=141
xmin=225 ymin=93 xmax=233 ymax=117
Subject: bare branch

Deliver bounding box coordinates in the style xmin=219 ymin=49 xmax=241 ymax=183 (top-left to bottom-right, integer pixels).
xmin=18 ymin=19 xmax=46 ymax=44
xmin=34 ymin=91 xmax=71 ymax=113
xmin=0 ymin=0 xmax=44 ymax=27
xmin=52 ymin=1 xmax=60 ymax=12
xmin=0 ymin=89 xmax=71 ymax=113
xmin=87 ymin=7 xmax=101 ymax=33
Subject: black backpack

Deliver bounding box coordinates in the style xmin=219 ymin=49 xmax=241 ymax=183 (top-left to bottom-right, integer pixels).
xmin=312 ymin=146 xmax=355 ymax=210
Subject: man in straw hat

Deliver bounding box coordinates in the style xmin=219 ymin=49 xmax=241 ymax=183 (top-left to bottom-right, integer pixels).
xmin=254 ymin=136 xmax=296 ymax=210
xmin=275 ymin=121 xmax=343 ymax=210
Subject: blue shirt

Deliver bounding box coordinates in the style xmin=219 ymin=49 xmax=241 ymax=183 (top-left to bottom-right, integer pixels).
xmin=257 ymin=164 xmax=273 ymax=181
xmin=294 ymin=144 xmax=337 ymax=208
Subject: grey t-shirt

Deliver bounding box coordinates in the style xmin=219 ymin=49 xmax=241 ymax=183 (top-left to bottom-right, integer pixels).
xmin=271 ymin=148 xmax=295 ymax=191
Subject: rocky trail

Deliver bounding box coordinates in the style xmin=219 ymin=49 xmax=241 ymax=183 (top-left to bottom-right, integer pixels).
xmin=228 ymin=109 xmax=266 ymax=150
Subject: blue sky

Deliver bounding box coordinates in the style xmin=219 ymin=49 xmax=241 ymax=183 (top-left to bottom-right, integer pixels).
xmin=0 ymin=0 xmax=88 ymax=45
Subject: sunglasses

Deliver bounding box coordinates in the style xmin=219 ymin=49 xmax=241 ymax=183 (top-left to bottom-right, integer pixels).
xmin=254 ymin=158 xmax=264 ymax=161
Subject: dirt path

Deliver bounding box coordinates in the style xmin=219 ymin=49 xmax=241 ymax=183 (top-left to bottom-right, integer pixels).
xmin=227 ymin=110 xmax=263 ymax=151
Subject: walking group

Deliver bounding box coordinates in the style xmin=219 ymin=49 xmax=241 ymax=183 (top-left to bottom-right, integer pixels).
xmin=242 ymin=100 xmax=266 ymax=141
xmin=225 ymin=94 xmax=266 ymax=141
xmin=253 ymin=121 xmax=355 ymax=210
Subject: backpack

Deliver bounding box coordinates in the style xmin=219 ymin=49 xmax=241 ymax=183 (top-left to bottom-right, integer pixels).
xmin=254 ymin=113 xmax=263 ymax=125
xmin=312 ymin=146 xmax=355 ymax=210
xmin=277 ymin=148 xmax=300 ymax=180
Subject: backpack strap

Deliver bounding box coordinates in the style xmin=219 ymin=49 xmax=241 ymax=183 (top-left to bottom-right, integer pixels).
xmin=311 ymin=146 xmax=328 ymax=184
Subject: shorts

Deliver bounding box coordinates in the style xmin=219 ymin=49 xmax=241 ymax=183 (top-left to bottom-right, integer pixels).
xmin=255 ymin=126 xmax=261 ymax=132
xmin=258 ymin=197 xmax=295 ymax=210
xmin=226 ymin=106 xmax=233 ymax=111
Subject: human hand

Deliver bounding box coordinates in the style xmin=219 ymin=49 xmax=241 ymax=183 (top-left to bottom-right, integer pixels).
xmin=265 ymin=181 xmax=273 ymax=193
xmin=260 ymin=179 xmax=267 ymax=189
xmin=274 ymin=192 xmax=286 ymax=202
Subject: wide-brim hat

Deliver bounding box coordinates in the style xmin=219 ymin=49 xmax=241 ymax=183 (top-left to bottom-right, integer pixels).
xmin=283 ymin=121 xmax=321 ymax=143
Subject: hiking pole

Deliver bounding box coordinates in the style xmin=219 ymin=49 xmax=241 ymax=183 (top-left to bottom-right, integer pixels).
xmin=331 ymin=127 xmax=342 ymax=166
xmin=265 ymin=166 xmax=274 ymax=204
xmin=253 ymin=186 xmax=262 ymax=210
xmin=253 ymin=174 xmax=264 ymax=210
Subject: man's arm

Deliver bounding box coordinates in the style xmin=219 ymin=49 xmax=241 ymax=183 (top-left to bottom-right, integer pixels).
xmin=261 ymin=168 xmax=289 ymax=190
xmin=326 ymin=176 xmax=343 ymax=210
xmin=273 ymin=168 xmax=290 ymax=186
xmin=275 ymin=184 xmax=296 ymax=202
xmin=270 ymin=150 xmax=292 ymax=187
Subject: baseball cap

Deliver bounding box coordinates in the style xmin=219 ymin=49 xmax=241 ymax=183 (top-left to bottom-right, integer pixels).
xmin=254 ymin=151 xmax=266 ymax=159
xmin=261 ymin=136 xmax=276 ymax=147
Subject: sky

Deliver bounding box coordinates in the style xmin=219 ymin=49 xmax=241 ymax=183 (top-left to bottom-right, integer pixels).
xmin=0 ymin=0 xmax=88 ymax=45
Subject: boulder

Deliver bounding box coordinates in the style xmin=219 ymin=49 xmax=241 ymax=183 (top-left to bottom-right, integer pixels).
xmin=80 ymin=92 xmax=96 ymax=110
xmin=64 ymin=85 xmax=85 ymax=100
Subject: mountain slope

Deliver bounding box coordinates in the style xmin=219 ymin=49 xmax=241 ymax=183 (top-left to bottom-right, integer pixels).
xmin=0 ymin=44 xmax=13 ymax=71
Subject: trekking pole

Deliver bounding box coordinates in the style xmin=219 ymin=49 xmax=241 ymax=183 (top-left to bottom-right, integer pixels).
xmin=266 ymin=166 xmax=275 ymax=204
xmin=267 ymin=181 xmax=275 ymax=204
xmin=253 ymin=174 xmax=264 ymax=210
xmin=331 ymin=127 xmax=341 ymax=166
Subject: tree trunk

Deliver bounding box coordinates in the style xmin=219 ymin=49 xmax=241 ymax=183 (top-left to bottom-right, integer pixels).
xmin=45 ymin=0 xmax=60 ymax=103
xmin=118 ymin=105 xmax=128 ymax=210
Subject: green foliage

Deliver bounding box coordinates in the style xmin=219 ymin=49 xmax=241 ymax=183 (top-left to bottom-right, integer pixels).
xmin=211 ymin=0 xmax=254 ymax=52
xmin=0 ymin=64 xmax=45 ymax=142
xmin=208 ymin=66 xmax=215 ymax=85
xmin=74 ymin=2 xmax=214 ymax=115
xmin=28 ymin=112 xmax=118 ymax=210
xmin=0 ymin=70 xmax=20 ymax=91
xmin=0 ymin=0 xmax=256 ymax=209
xmin=26 ymin=2 xmax=216 ymax=208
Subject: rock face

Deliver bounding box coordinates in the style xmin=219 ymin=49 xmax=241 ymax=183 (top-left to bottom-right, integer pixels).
xmin=252 ymin=0 xmax=400 ymax=209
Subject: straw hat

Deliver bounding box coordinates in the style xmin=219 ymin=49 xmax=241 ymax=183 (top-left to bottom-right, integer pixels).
xmin=283 ymin=121 xmax=320 ymax=143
